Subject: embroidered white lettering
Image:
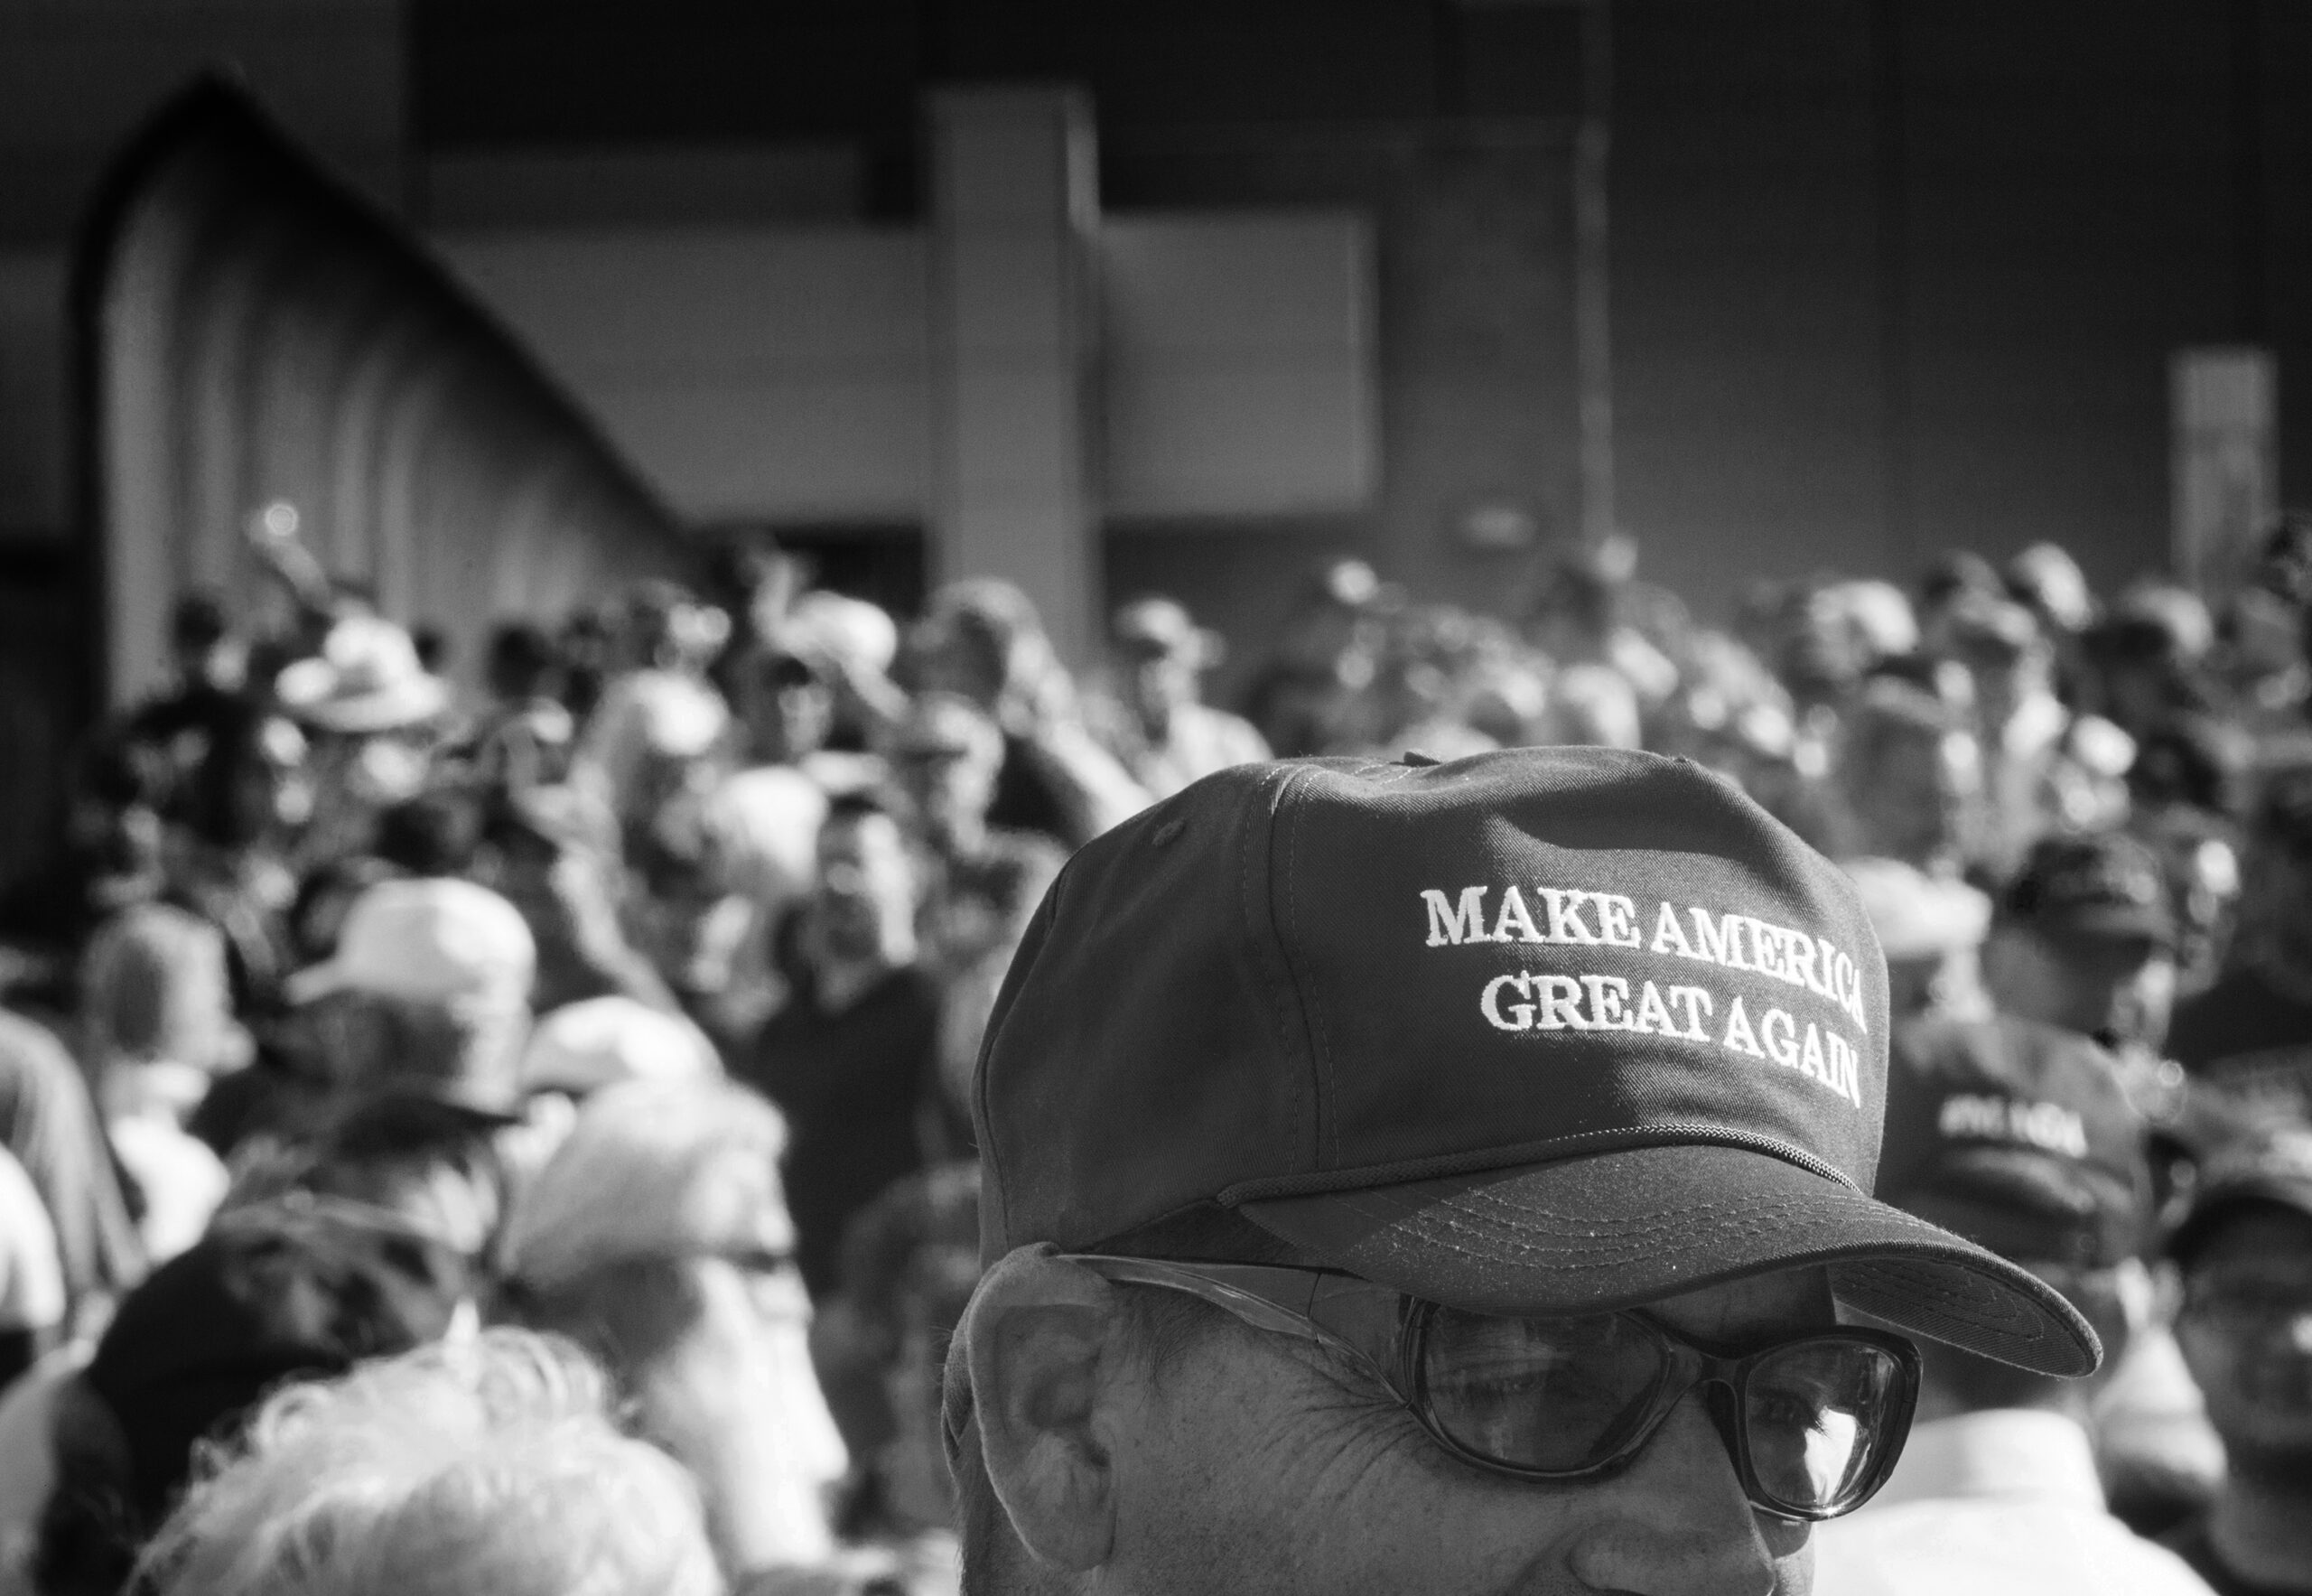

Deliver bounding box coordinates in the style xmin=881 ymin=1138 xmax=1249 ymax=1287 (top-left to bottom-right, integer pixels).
xmin=1481 ymin=973 xmax=1534 ymax=1031
xmin=1541 ymin=889 xmax=1599 ymax=946
xmin=1761 ymin=1007 xmax=1799 ymax=1069
xmin=1652 ymin=901 xmax=1698 ymax=958
xmin=1422 ymin=887 xmax=1493 ymax=947
xmin=1666 ymin=985 xmax=1715 ymax=1040
xmin=1490 ymin=885 xmax=1544 ymax=944
xmin=1580 ymin=975 xmax=1632 ymax=1031
xmin=1593 ymin=894 xmax=1643 ymax=948
xmin=1532 ymin=975 xmax=1586 ymax=1030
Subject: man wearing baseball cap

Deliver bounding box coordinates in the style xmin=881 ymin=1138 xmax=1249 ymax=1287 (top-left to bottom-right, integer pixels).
xmin=2164 ymin=1125 xmax=2312 ymax=1595
xmin=1985 ymin=832 xmax=2179 ymax=1060
xmin=947 ymin=748 xmax=2095 ymax=1596
xmin=1814 ymin=1012 xmax=2208 ymax=1594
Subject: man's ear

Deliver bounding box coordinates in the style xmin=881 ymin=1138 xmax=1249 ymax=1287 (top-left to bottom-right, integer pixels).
xmin=958 ymin=1246 xmax=1134 ymax=1573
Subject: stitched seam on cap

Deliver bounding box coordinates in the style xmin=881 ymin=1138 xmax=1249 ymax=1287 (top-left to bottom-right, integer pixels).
xmin=1285 ymin=782 xmax=1342 ymax=1166
xmin=1250 ymin=763 xmax=1319 ymax=1175
xmin=1257 ymin=758 xmax=1331 ymax=1170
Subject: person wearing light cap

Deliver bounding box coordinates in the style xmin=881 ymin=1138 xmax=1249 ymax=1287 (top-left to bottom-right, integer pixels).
xmin=284 ymin=877 xmax=536 ymax=1120
xmin=947 ymin=746 xmax=2098 ymax=1596
xmin=1813 ymin=1013 xmax=2212 ymax=1594
xmin=1087 ymin=596 xmax=1269 ymax=800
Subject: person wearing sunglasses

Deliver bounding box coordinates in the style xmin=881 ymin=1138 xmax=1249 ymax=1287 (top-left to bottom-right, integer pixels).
xmin=1810 ymin=1012 xmax=2212 ymax=1594
xmin=943 ymin=747 xmax=2100 ymax=1596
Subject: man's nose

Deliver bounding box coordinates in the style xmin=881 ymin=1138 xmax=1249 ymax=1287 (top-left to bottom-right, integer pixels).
xmin=1566 ymin=1391 xmax=1789 ymax=1596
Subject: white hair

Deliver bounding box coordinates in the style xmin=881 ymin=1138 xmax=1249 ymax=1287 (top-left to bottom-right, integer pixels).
xmin=136 ymin=1329 xmax=722 ymax=1596
xmin=499 ymin=1078 xmax=789 ymax=1292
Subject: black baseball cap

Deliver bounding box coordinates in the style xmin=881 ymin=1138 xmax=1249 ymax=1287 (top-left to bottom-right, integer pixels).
xmin=1877 ymin=1013 xmax=2151 ymax=1269
xmin=2168 ymin=1124 xmax=2312 ymax=1266
xmin=975 ymin=748 xmax=2099 ymax=1376
xmin=2000 ymin=832 xmax=2176 ymax=948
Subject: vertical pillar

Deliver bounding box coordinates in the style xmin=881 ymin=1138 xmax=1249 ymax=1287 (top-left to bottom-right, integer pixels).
xmin=926 ymin=87 xmax=1101 ymax=667
xmin=2171 ymin=347 xmax=2277 ymax=593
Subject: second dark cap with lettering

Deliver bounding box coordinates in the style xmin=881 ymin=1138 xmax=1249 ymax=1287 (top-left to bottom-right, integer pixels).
xmin=974 ymin=747 xmax=2099 ymax=1375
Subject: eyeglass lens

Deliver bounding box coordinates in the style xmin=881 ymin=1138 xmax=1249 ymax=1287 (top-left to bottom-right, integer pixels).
xmin=1420 ymin=1308 xmax=1904 ymax=1514
xmin=1741 ymin=1339 xmax=1905 ymax=1511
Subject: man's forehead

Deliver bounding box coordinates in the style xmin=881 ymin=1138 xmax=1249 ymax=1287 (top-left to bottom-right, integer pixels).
xmin=1644 ymin=1265 xmax=1838 ymax=1344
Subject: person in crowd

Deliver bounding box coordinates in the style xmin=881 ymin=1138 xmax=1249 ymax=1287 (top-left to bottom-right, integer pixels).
xmin=117 ymin=594 xmax=249 ymax=815
xmin=947 ymin=747 xmax=2095 ymax=1596
xmin=741 ymin=795 xmax=940 ymax=1297
xmin=1086 ymin=597 xmax=1268 ymax=799
xmin=1241 ymin=557 xmax=1394 ymax=757
xmin=274 ymin=615 xmax=452 ymax=880
xmin=0 ymin=1009 xmax=141 ymax=1330
xmin=159 ymin=700 xmax=307 ymax=1018
xmin=467 ymin=620 xmax=574 ymax=795
xmin=902 ymin=580 xmax=1146 ymax=850
xmin=1352 ymin=602 xmax=1512 ymax=759
xmin=2165 ymin=1125 xmax=2312 ymax=1595
xmin=2127 ymin=714 xmax=2251 ymax=994
xmin=2168 ymin=760 xmax=2312 ymax=1118
xmin=0 ymin=1144 xmax=62 ymax=1393
xmin=2083 ymin=584 xmax=2219 ymax=742
xmin=195 ymin=877 xmax=535 ymax=1156
xmin=133 ymin=1329 xmax=722 ymax=1596
xmin=1941 ymin=592 xmax=2131 ymax=873
xmin=498 ymin=1078 xmax=851 ymax=1584
xmin=1984 ymin=833 xmax=2178 ymax=1059
xmin=24 ymin=1195 xmax=469 ymax=1596
xmin=887 ymin=696 xmax=1066 ymax=1127
xmin=77 ymin=906 xmax=239 ymax=1264
xmin=1834 ymin=675 xmax=1982 ymax=873
xmin=816 ymin=1162 xmax=981 ymax=1593
xmin=472 ymin=782 xmax=682 ymax=1018
xmin=1813 ymin=1011 xmax=2208 ymax=1593
xmin=1841 ymin=856 xmax=1992 ymax=1023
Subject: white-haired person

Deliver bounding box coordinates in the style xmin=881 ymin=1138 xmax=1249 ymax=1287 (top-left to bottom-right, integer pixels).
xmin=134 ymin=1328 xmax=722 ymax=1596
xmin=497 ymin=1079 xmax=852 ymax=1585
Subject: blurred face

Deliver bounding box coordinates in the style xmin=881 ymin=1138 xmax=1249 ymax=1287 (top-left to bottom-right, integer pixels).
xmin=1123 ymin=642 xmax=1200 ymax=728
xmin=811 ymin=813 xmax=917 ymax=965
xmin=898 ymin=742 xmax=1001 ymax=851
xmin=1985 ymin=926 xmax=2177 ymax=1050
xmin=735 ymin=654 xmax=834 ymax=764
xmin=2178 ymin=1206 xmax=2312 ymax=1470
xmin=911 ymin=620 xmax=1008 ymax=711
xmin=1851 ymin=726 xmax=1977 ymax=866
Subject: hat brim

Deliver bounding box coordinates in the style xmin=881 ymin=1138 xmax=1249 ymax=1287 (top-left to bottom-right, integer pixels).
xmin=290 ymin=676 xmax=450 ymax=735
xmin=2034 ymin=906 xmax=2177 ymax=950
xmin=1239 ymin=1142 xmax=2099 ymax=1377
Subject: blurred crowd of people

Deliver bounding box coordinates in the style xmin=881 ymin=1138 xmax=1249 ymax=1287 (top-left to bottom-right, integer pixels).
xmin=1 ymin=507 xmax=2311 ymax=1593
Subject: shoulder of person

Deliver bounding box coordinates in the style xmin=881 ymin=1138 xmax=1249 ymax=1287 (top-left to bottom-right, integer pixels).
xmin=0 ymin=1149 xmax=62 ymax=1334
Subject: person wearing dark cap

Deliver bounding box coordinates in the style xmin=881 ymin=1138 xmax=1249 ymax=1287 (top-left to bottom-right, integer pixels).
xmin=1813 ymin=1011 xmax=2209 ymax=1594
xmin=1087 ymin=596 xmax=1269 ymax=800
xmin=27 ymin=1195 xmax=468 ymax=1595
xmin=2165 ymin=1125 xmax=2312 ymax=1595
xmin=2169 ymin=761 xmax=2312 ymax=1119
xmin=1986 ymin=832 xmax=2180 ymax=1060
xmin=946 ymin=747 xmax=2098 ymax=1596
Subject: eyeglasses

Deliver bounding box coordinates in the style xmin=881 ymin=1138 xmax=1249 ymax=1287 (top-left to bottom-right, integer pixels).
xmin=1068 ymin=1255 xmax=1918 ymax=1522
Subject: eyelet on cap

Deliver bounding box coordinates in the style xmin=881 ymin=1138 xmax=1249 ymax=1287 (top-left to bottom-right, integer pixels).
xmin=1151 ymin=818 xmax=1187 ymax=848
